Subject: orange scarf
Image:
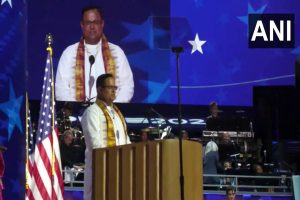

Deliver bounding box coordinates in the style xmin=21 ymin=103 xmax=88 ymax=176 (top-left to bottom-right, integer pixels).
xmin=75 ymin=35 xmax=116 ymax=101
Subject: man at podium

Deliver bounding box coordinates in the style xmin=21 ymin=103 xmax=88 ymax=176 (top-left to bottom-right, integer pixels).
xmin=81 ymin=73 xmax=131 ymax=200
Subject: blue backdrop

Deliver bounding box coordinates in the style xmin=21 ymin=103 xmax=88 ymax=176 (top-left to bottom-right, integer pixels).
xmin=170 ymin=0 xmax=300 ymax=106
xmin=0 ymin=1 xmax=26 ymax=199
xmin=27 ymin=0 xmax=300 ymax=106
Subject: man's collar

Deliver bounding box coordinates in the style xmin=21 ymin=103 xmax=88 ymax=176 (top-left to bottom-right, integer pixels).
xmin=96 ymin=98 xmax=113 ymax=107
xmin=84 ymin=38 xmax=102 ymax=46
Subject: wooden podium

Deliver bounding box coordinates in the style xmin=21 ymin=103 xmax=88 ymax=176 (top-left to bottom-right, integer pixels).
xmin=93 ymin=139 xmax=203 ymax=200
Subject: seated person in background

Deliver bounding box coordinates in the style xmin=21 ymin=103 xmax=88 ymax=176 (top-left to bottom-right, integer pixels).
xmin=60 ymin=130 xmax=85 ymax=185
xmin=253 ymin=163 xmax=264 ymax=174
xmin=60 ymin=130 xmax=76 ymax=169
xmin=181 ymin=130 xmax=189 ymax=140
xmin=224 ymin=160 xmax=232 ymax=171
xmin=61 ymin=102 xmax=73 ymax=119
xmin=252 ymin=163 xmax=274 ymax=192
xmin=218 ymin=132 xmax=239 ymax=163
xmin=203 ymin=141 xmax=222 ymax=184
xmin=57 ymin=102 xmax=73 ymax=133
xmin=222 ymin=132 xmax=231 ymax=143
xmin=206 ymin=101 xmax=221 ymax=130
xmin=226 ymin=187 xmax=236 ymax=200
xmin=140 ymin=128 xmax=149 ymax=142
xmin=223 ymin=160 xmax=234 ymax=185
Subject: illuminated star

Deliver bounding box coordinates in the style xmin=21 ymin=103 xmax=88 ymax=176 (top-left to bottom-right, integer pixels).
xmin=140 ymin=80 xmax=170 ymax=103
xmin=237 ymin=3 xmax=267 ymax=25
xmin=127 ymin=50 xmax=169 ymax=73
xmin=0 ymin=80 xmax=23 ymax=140
xmin=194 ymin=0 xmax=204 ymax=8
xmin=121 ymin=18 xmax=168 ymax=49
xmin=188 ymin=33 xmax=206 ymax=54
xmin=1 ymin=0 xmax=12 ymax=7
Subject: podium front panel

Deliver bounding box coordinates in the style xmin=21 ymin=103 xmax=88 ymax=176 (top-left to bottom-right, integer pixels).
xmin=93 ymin=139 xmax=203 ymax=200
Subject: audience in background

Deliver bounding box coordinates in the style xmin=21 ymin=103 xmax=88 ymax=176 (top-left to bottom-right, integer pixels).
xmin=60 ymin=130 xmax=75 ymax=169
xmin=223 ymin=160 xmax=234 ymax=185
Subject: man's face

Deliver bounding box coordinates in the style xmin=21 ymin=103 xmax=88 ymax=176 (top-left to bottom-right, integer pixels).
xmin=141 ymin=131 xmax=148 ymax=141
xmin=255 ymin=165 xmax=263 ymax=173
xmin=64 ymin=134 xmax=73 ymax=146
xmin=227 ymin=190 xmax=235 ymax=200
xmin=98 ymin=77 xmax=117 ymax=104
xmin=80 ymin=9 xmax=104 ymax=45
xmin=223 ymin=132 xmax=231 ymax=142
xmin=210 ymin=105 xmax=218 ymax=117
xmin=224 ymin=161 xmax=232 ymax=169
xmin=182 ymin=132 xmax=189 ymax=140
xmin=64 ymin=109 xmax=72 ymax=117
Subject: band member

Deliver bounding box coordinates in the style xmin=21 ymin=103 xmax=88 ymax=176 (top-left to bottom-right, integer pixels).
xmin=206 ymin=101 xmax=221 ymax=131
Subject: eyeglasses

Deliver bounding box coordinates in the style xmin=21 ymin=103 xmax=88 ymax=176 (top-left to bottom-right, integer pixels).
xmin=103 ymin=85 xmax=118 ymax=90
xmin=82 ymin=20 xmax=102 ymax=26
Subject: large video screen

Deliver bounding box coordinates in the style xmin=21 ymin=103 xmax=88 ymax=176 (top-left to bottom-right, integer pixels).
xmin=28 ymin=0 xmax=300 ymax=106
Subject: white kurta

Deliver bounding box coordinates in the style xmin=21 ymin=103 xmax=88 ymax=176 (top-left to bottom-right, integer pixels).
xmin=55 ymin=40 xmax=134 ymax=102
xmin=81 ymin=102 xmax=130 ymax=200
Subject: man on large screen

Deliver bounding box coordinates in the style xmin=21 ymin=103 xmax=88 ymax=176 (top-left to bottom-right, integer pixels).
xmin=55 ymin=5 xmax=134 ymax=102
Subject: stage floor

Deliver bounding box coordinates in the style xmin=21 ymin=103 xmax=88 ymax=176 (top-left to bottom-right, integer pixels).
xmin=64 ymin=190 xmax=293 ymax=200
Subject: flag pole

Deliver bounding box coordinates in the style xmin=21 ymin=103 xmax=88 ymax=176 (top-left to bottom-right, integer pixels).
xmin=45 ymin=33 xmax=55 ymax=179
xmin=25 ymin=92 xmax=29 ymax=191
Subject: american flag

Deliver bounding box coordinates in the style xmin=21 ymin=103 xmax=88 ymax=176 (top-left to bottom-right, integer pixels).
xmin=25 ymin=93 xmax=34 ymax=193
xmin=26 ymin=51 xmax=64 ymax=200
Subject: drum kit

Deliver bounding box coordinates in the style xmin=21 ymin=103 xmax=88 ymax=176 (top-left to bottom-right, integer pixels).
xmin=57 ymin=109 xmax=84 ymax=146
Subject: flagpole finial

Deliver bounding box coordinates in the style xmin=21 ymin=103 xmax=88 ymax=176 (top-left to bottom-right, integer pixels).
xmin=45 ymin=33 xmax=53 ymax=56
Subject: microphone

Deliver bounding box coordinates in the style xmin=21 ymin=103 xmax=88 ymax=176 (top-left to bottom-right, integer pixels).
xmin=88 ymin=55 xmax=95 ymax=100
xmin=89 ymin=55 xmax=95 ymax=66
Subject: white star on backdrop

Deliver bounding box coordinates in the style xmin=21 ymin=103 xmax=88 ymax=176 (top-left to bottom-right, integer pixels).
xmin=188 ymin=33 xmax=206 ymax=54
xmin=1 ymin=0 xmax=12 ymax=7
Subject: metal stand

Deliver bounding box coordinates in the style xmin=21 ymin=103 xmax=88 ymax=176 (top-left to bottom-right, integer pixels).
xmin=172 ymin=46 xmax=184 ymax=200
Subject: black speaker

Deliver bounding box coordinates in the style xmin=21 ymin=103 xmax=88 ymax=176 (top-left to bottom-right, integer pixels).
xmin=296 ymin=61 xmax=300 ymax=88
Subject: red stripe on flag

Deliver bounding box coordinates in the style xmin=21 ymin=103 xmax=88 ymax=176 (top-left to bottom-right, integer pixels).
xmin=26 ymin=187 xmax=35 ymax=200
xmin=37 ymin=142 xmax=52 ymax=178
xmin=52 ymin=186 xmax=58 ymax=200
xmin=55 ymin=155 xmax=64 ymax=196
xmin=26 ymin=51 xmax=65 ymax=200
xmin=27 ymin=160 xmax=33 ymax=177
xmin=32 ymin=161 xmax=51 ymax=200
